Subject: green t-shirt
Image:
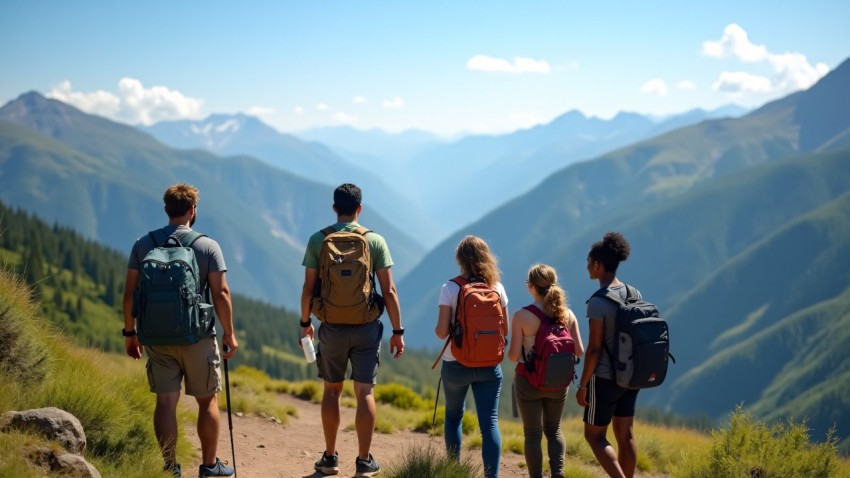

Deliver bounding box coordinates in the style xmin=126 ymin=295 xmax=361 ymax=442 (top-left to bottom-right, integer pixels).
xmin=302 ymin=222 xmax=393 ymax=270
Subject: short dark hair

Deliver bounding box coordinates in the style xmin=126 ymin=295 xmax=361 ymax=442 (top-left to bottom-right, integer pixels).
xmin=163 ymin=183 xmax=199 ymax=218
xmin=334 ymin=183 xmax=362 ymax=216
xmin=588 ymin=232 xmax=631 ymax=273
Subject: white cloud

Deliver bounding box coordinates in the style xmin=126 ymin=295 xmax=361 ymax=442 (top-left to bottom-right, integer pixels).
xmin=46 ymin=78 xmax=204 ymax=125
xmin=467 ymin=55 xmax=551 ymax=74
xmin=509 ymin=111 xmax=543 ymax=130
xmin=352 ymin=96 xmax=368 ymax=104
xmin=381 ymin=96 xmax=405 ymax=109
xmin=712 ymin=71 xmax=773 ymax=94
xmin=245 ymin=106 xmax=275 ymax=117
xmin=702 ymin=24 xmax=768 ymax=62
xmin=316 ymin=103 xmax=329 ymax=111
xmin=677 ymin=80 xmax=697 ymax=90
xmin=641 ymin=79 xmax=668 ymax=96
xmin=294 ymin=106 xmax=305 ymax=114
xmin=704 ymin=24 xmax=829 ymax=96
xmin=331 ymin=112 xmax=355 ymax=124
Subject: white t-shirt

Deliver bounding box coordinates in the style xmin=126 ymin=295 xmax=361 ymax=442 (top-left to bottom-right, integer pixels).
xmin=437 ymin=280 xmax=509 ymax=362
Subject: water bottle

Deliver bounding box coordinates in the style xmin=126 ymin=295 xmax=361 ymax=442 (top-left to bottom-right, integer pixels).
xmin=301 ymin=336 xmax=316 ymax=363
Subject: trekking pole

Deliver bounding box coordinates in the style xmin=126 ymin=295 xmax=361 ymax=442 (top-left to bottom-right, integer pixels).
xmin=431 ymin=376 xmax=442 ymax=428
xmin=223 ymin=344 xmax=237 ymax=478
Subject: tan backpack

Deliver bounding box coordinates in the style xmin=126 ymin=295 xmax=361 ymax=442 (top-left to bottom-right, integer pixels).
xmin=311 ymin=225 xmax=383 ymax=324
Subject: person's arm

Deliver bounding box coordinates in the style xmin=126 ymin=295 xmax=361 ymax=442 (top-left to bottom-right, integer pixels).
xmin=376 ymin=266 xmax=404 ymax=358
xmin=300 ymin=267 xmax=318 ymax=341
xmin=208 ymin=271 xmax=237 ymax=359
xmin=435 ymin=305 xmax=452 ymax=340
xmin=507 ymin=309 xmax=526 ymax=362
xmin=569 ymin=310 xmax=585 ymax=357
xmin=576 ymin=318 xmax=603 ymax=407
xmin=122 ymin=268 xmax=142 ymax=360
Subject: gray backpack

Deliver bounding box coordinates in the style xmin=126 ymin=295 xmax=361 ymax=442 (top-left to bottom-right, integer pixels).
xmin=134 ymin=229 xmax=214 ymax=346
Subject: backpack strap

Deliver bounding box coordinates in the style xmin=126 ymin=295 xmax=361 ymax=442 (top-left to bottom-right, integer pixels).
xmin=149 ymin=229 xmax=169 ymax=247
xmin=320 ymin=226 xmax=336 ymax=236
xmin=175 ymin=230 xmax=205 ymax=247
xmin=433 ymin=276 xmax=468 ymax=369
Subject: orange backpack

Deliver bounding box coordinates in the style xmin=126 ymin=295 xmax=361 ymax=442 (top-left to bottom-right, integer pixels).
xmin=433 ymin=276 xmax=507 ymax=368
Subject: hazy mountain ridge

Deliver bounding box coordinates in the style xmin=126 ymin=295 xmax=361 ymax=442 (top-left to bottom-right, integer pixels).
xmin=0 ymin=93 xmax=424 ymax=309
xmin=142 ymin=114 xmax=442 ymax=246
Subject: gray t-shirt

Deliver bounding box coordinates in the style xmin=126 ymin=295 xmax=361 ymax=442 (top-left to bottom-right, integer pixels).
xmin=128 ymin=225 xmax=227 ymax=335
xmin=586 ymin=283 xmax=642 ymax=380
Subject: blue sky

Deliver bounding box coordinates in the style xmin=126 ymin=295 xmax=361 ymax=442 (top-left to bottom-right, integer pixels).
xmin=1 ymin=1 xmax=847 ymax=136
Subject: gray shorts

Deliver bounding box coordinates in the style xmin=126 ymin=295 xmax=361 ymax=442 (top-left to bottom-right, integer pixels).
xmin=316 ymin=320 xmax=383 ymax=384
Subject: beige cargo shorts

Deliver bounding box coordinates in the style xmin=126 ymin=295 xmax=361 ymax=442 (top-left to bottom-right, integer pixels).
xmin=145 ymin=336 xmax=221 ymax=397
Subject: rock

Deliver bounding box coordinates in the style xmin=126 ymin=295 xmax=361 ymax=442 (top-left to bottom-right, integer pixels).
xmin=55 ymin=453 xmax=102 ymax=477
xmin=29 ymin=447 xmax=102 ymax=477
xmin=1 ymin=407 xmax=86 ymax=454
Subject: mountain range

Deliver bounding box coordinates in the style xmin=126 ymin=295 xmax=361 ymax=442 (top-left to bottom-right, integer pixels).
xmin=1 ymin=56 xmax=848 ymax=450
xmin=0 ymin=93 xmax=424 ymax=309
xmin=141 ymin=114 xmax=445 ymax=246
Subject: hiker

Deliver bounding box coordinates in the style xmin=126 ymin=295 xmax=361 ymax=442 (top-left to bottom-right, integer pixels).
xmin=300 ymin=183 xmax=404 ymax=478
xmin=434 ymin=235 xmax=508 ymax=478
xmin=508 ymin=264 xmax=584 ymax=478
xmin=122 ymin=183 xmax=237 ymax=478
xmin=575 ymin=232 xmax=640 ymax=478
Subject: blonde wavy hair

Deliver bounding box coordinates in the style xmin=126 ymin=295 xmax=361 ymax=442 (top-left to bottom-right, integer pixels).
xmin=527 ymin=263 xmax=573 ymax=328
xmin=455 ymin=236 xmax=500 ymax=286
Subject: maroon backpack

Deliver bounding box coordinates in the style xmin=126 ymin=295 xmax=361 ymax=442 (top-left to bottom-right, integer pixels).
xmin=519 ymin=305 xmax=576 ymax=391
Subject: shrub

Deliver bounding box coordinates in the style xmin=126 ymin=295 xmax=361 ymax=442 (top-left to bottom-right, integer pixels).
xmin=375 ymin=383 xmax=429 ymax=410
xmin=674 ymin=406 xmax=849 ymax=478
xmin=292 ymin=380 xmax=323 ymax=402
xmin=384 ymin=442 xmax=481 ymax=478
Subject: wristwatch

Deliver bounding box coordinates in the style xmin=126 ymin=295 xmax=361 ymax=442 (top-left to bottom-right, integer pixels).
xmin=299 ymin=319 xmax=311 ymax=327
xmin=392 ymin=328 xmax=405 ymax=336
xmin=121 ymin=328 xmax=137 ymax=337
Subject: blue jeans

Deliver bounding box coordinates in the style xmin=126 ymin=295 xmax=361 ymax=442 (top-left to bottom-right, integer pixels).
xmin=442 ymin=360 xmax=503 ymax=478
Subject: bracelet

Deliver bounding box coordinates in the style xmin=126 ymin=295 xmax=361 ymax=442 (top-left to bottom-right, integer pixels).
xmin=299 ymin=319 xmax=311 ymax=327
xmin=392 ymin=328 xmax=405 ymax=336
xmin=121 ymin=328 xmax=137 ymax=337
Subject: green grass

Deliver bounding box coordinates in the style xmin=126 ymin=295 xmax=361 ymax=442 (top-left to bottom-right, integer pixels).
xmin=384 ymin=442 xmax=482 ymax=478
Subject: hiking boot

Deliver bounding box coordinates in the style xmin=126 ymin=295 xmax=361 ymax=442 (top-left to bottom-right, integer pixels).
xmin=164 ymin=463 xmax=182 ymax=477
xmin=198 ymin=458 xmax=234 ymax=477
xmin=314 ymin=451 xmax=340 ymax=475
xmin=354 ymin=453 xmax=381 ymax=477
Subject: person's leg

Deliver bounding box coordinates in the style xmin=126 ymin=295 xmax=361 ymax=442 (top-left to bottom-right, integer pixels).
xmin=154 ymin=392 xmax=181 ymax=466
xmin=584 ymin=423 xmax=625 ymax=478
xmin=471 ymin=365 xmax=502 ymax=478
xmin=195 ymin=394 xmax=221 ymax=466
xmin=583 ymin=375 xmax=625 ymax=478
xmin=348 ymin=320 xmax=382 ymax=461
xmin=541 ymin=389 xmax=567 ymax=477
xmin=610 ymin=389 xmax=639 ymax=478
xmin=515 ymin=375 xmax=544 ymax=478
xmin=612 ymin=416 xmax=636 ymax=478
xmin=322 ymin=381 xmax=344 ymax=455
xmin=441 ymin=361 xmax=470 ymax=460
xmin=353 ymin=381 xmax=377 ymax=460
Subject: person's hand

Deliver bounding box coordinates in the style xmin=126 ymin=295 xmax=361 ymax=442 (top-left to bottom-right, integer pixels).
xmin=125 ymin=336 xmax=143 ymax=360
xmin=389 ymin=334 xmax=404 ymax=359
xmin=576 ymin=386 xmax=589 ymax=407
xmin=300 ymin=323 xmax=315 ymax=343
xmin=222 ymin=333 xmax=238 ymax=360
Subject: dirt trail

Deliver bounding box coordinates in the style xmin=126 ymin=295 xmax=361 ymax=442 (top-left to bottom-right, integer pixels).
xmin=183 ymin=393 xmax=540 ymax=478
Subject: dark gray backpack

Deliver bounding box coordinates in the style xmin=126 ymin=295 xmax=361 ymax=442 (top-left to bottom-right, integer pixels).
xmin=135 ymin=229 xmax=214 ymax=346
xmin=590 ymin=284 xmax=674 ymax=389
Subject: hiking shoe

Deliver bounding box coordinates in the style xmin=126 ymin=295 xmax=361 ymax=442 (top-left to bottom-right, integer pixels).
xmin=164 ymin=463 xmax=182 ymax=477
xmin=354 ymin=453 xmax=381 ymax=477
xmin=198 ymin=458 xmax=234 ymax=477
xmin=314 ymin=451 xmax=340 ymax=475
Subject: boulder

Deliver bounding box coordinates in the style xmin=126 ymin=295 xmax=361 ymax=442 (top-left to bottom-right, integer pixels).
xmin=29 ymin=447 xmax=102 ymax=478
xmin=1 ymin=407 xmax=87 ymax=454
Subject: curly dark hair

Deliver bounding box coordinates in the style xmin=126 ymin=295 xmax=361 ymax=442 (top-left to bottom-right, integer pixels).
xmin=588 ymin=232 xmax=631 ymax=273
xmin=333 ymin=183 xmax=362 ymax=216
